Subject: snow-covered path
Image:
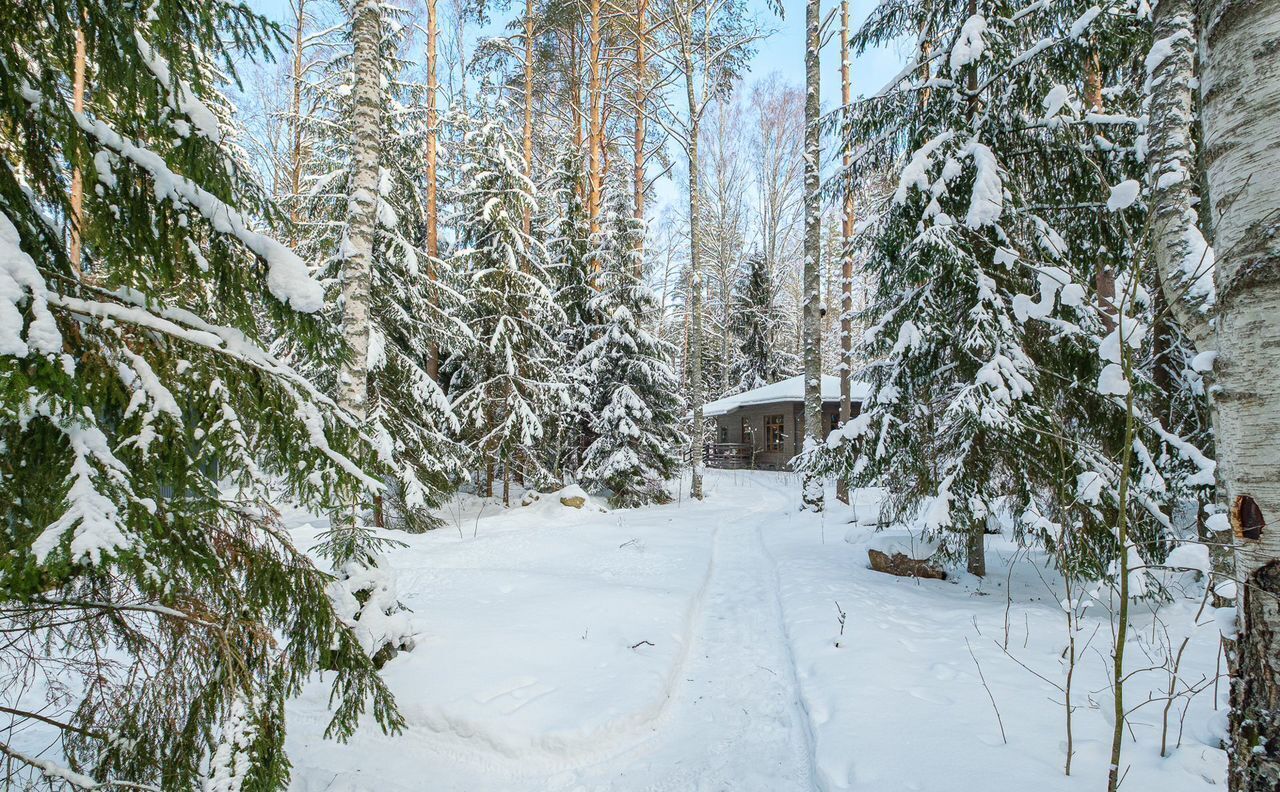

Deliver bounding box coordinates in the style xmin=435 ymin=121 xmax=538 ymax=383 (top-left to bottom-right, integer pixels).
xmin=285 ymin=470 xmax=1227 ymax=792
xmin=565 ymin=474 xmax=817 ymax=790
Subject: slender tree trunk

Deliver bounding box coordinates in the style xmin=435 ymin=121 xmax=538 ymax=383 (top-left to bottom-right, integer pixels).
xmin=1199 ymin=1 xmax=1280 ymax=788
xmin=1082 ymin=50 xmax=1118 ymax=332
xmin=288 ymin=0 xmax=307 ymax=240
xmin=503 ymin=458 xmax=511 ymax=508
xmin=684 ymin=54 xmax=705 ymax=501
xmin=69 ymin=24 xmax=87 ymax=277
xmin=800 ymin=0 xmax=824 ymax=512
xmin=338 ymin=0 xmax=384 ymax=424
xmin=523 ymin=0 xmax=535 ymax=236
xmin=966 ymin=520 xmax=987 ymax=577
xmin=425 ymin=0 xmax=441 ymax=380
xmin=836 ymin=0 xmax=853 ymax=505
xmin=1146 ymin=0 xmax=1231 ymax=575
xmin=1107 ymin=370 xmax=1138 ymax=792
xmin=633 ymin=0 xmax=649 ymax=277
xmin=587 ymin=0 xmax=604 ymax=238
xmin=571 ymin=34 xmax=584 ymax=165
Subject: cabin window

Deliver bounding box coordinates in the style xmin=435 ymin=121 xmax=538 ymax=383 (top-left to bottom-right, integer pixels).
xmin=764 ymin=414 xmax=784 ymax=451
xmin=830 ymin=412 xmax=839 ymax=433
xmin=741 ymin=417 xmax=754 ymax=445
xmin=719 ymin=425 xmax=728 ymax=443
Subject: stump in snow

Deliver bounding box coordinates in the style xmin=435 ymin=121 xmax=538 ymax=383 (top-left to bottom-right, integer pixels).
xmin=866 ymin=533 xmax=947 ymax=580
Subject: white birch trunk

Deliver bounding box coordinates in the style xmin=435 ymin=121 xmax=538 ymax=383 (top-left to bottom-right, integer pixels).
xmin=1147 ymin=0 xmax=1214 ymax=353
xmin=338 ymin=0 xmax=383 ymax=423
xmin=836 ymin=0 xmax=853 ymax=505
xmin=800 ymin=0 xmax=824 ymax=512
xmin=684 ymin=51 xmax=706 ymax=501
xmin=1199 ymin=1 xmax=1280 ymax=786
xmin=1145 ymin=0 xmax=1232 ymax=582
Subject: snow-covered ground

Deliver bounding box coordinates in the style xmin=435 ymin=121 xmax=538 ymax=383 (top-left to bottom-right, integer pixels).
xmin=285 ymin=470 xmax=1227 ymax=791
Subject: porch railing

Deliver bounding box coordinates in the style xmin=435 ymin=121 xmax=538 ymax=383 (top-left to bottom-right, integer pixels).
xmin=703 ymin=442 xmax=755 ymax=469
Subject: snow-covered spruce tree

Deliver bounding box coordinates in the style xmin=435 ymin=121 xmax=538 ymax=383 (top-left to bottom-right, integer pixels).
xmin=0 ymin=1 xmax=401 ymax=788
xmin=448 ymin=111 xmax=566 ymax=505
xmin=577 ymin=199 xmax=685 ymax=506
xmin=802 ymin=0 xmax=1211 ymax=578
xmin=542 ymin=148 xmax=597 ymax=479
xmin=294 ymin=1 xmax=467 ymax=535
xmin=731 ymin=252 xmax=799 ymax=393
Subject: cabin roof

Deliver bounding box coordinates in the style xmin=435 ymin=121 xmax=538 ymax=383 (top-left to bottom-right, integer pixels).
xmin=702 ymin=375 xmax=871 ymax=417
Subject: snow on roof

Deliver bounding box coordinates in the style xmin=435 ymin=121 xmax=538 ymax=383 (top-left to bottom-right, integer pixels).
xmin=702 ymin=375 xmax=871 ymax=417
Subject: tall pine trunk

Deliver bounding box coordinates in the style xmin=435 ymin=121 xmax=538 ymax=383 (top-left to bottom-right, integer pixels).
xmin=69 ymin=22 xmax=87 ymax=276
xmin=338 ymin=0 xmax=383 ymax=426
xmin=426 ymin=0 xmax=441 ymax=379
xmin=523 ymin=0 xmax=535 ymax=236
xmin=1199 ymin=1 xmax=1280 ymax=788
xmin=836 ymin=0 xmax=853 ymax=505
xmin=633 ymin=0 xmax=648 ymax=276
xmin=587 ymin=0 xmax=604 ymax=237
xmin=800 ymin=0 xmax=823 ymax=512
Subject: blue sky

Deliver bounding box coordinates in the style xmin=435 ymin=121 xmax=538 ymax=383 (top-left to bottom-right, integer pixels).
xmin=245 ymin=0 xmax=906 ymax=109
xmin=244 ymin=0 xmax=907 ymax=211
xmin=749 ymin=0 xmax=906 ymax=107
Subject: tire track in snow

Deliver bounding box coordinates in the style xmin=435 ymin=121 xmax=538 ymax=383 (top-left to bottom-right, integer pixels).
xmin=559 ymin=472 xmax=820 ymax=791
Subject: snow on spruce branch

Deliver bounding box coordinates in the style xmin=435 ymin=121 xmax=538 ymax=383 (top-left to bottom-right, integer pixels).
xmin=72 ymin=113 xmax=324 ymax=313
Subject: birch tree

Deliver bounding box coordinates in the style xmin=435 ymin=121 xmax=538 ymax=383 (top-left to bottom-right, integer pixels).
xmin=1198 ymin=0 xmax=1280 ymax=786
xmin=835 ymin=0 xmax=853 ymax=505
xmin=800 ymin=0 xmax=824 ymax=512
xmin=1143 ymin=0 xmax=1231 ymax=571
xmin=337 ymin=0 xmax=383 ymax=437
xmin=649 ymin=0 xmax=764 ymax=499
xmin=748 ymin=75 xmax=805 ymax=356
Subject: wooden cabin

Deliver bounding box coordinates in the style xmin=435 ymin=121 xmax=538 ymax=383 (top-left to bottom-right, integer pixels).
xmin=701 ymin=375 xmax=869 ymax=470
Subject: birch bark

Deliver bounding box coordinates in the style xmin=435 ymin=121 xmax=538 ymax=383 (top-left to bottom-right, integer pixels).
xmin=800 ymin=0 xmax=823 ymax=512
xmin=338 ymin=0 xmax=384 ymax=424
xmin=1198 ymin=1 xmax=1280 ymax=787
xmin=836 ymin=0 xmax=852 ymax=505
xmin=683 ymin=44 xmax=706 ymax=501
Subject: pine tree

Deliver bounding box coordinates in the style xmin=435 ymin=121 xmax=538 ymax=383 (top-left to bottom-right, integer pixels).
xmin=448 ymin=111 xmax=566 ymax=505
xmin=577 ymin=200 xmax=685 ymax=506
xmin=0 ymin=1 xmax=400 ymax=787
xmin=731 ymin=253 xmax=798 ymax=392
